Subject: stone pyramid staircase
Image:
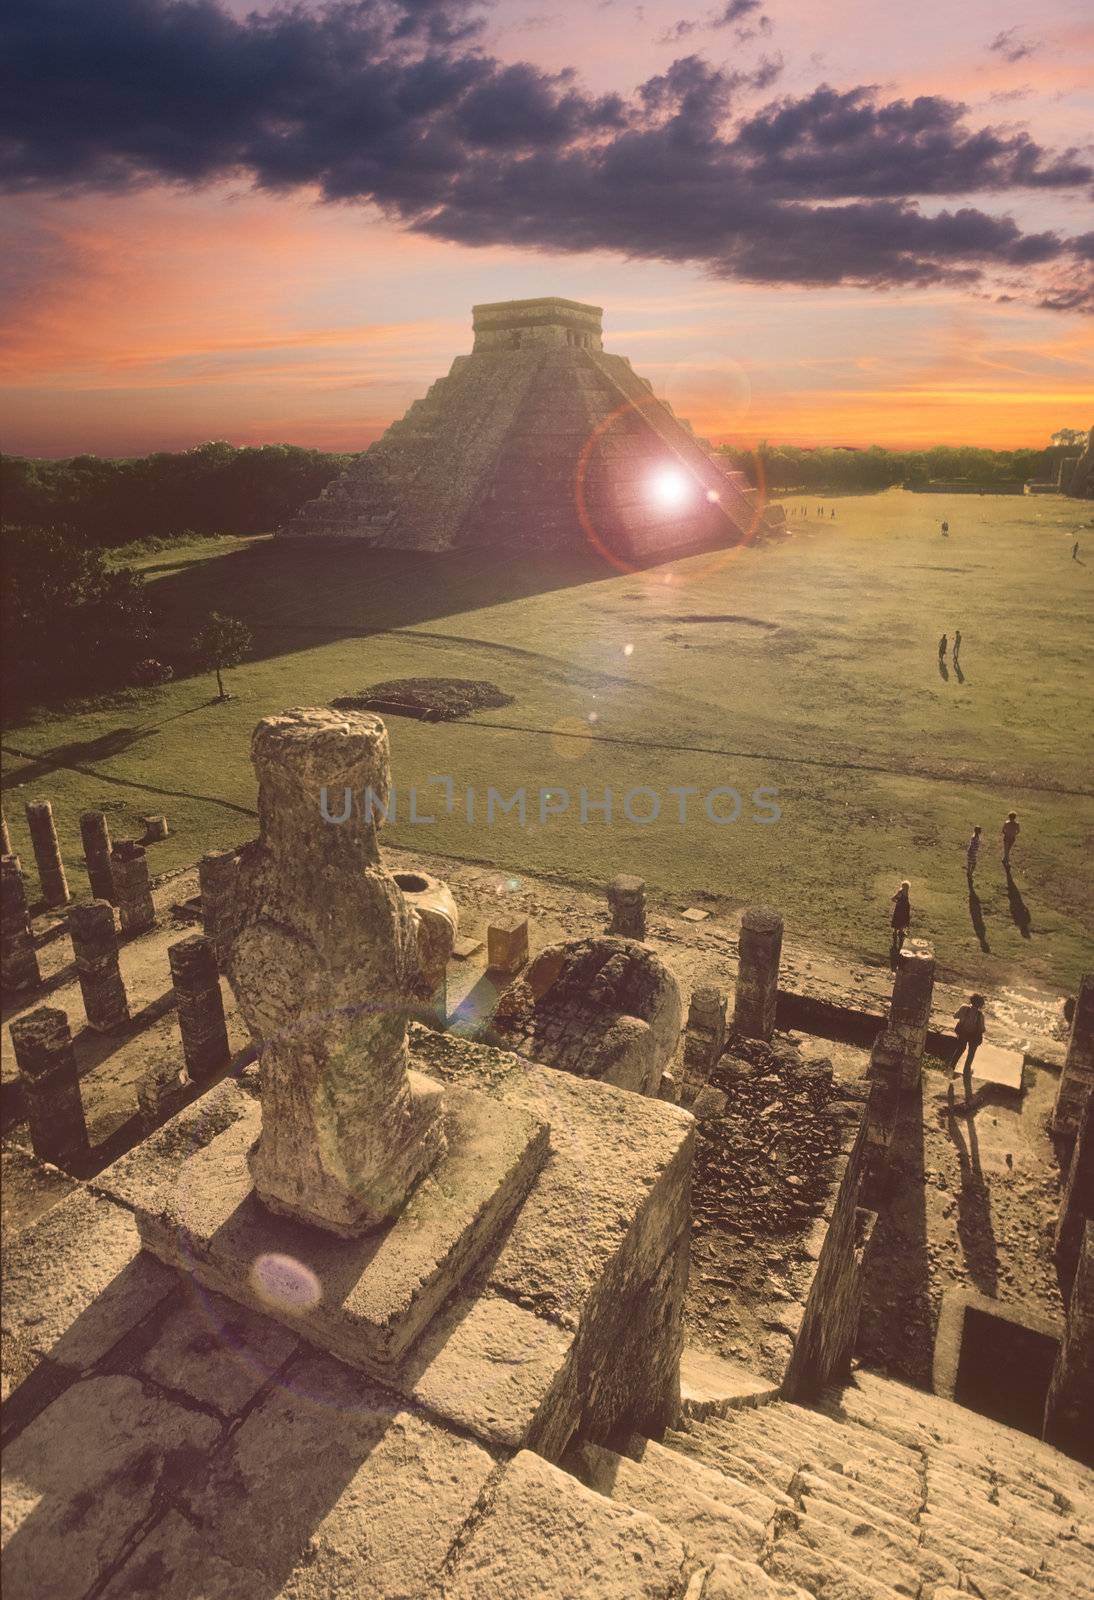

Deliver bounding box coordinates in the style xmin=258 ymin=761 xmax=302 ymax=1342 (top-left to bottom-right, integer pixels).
xmin=562 ymin=1363 xmax=1094 ymax=1599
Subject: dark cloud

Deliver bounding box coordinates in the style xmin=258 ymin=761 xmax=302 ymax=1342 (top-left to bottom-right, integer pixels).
xmin=988 ymin=28 xmax=1040 ymax=64
xmin=660 ymin=0 xmax=770 ymax=44
xmin=2 ymin=0 xmax=1090 ymax=310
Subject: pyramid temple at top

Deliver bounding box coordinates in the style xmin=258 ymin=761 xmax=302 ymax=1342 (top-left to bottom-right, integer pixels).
xmin=279 ymin=297 xmax=784 ymax=562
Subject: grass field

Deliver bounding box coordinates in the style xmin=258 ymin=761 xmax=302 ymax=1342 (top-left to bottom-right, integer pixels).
xmin=3 ymin=489 xmax=1092 ymax=991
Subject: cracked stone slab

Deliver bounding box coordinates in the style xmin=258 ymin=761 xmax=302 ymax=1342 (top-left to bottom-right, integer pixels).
xmin=1 ymin=1374 xmax=221 ymax=1600
xmin=432 ymin=1448 xmax=690 ymax=1599
xmin=127 ymin=1284 xmax=301 ymax=1418
xmin=2 ymin=1187 xmax=175 ymax=1406
xmin=131 ymin=1083 xmax=549 ymax=1376
xmin=173 ymin=1348 xmax=497 ymax=1598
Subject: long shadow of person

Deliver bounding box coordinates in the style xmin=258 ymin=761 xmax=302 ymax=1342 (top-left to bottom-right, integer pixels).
xmin=966 ymin=874 xmax=991 ymax=952
xmin=945 ymin=1078 xmax=999 ymax=1296
xmin=938 ymin=658 xmax=949 ymax=682
xmin=1004 ymin=864 xmax=1033 ymax=939
xmin=953 ymin=659 xmax=965 ymax=684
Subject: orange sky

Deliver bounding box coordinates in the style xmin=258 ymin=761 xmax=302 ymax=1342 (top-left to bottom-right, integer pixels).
xmin=2 ymin=0 xmax=1092 ymax=457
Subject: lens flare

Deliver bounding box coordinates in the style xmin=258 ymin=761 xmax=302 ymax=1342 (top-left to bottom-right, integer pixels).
xmin=651 ymin=468 xmax=691 ymax=509
xmin=250 ymin=1252 xmax=322 ymax=1311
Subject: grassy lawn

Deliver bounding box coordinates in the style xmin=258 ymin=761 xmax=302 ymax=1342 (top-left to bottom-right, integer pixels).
xmin=3 ymin=490 xmax=1092 ymax=991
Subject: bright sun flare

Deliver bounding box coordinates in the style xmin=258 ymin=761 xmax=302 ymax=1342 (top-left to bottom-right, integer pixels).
xmin=650 ymin=468 xmax=692 ymax=509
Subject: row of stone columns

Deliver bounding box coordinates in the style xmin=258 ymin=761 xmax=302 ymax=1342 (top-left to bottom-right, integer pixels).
xmin=3 ymin=801 xmax=161 ymax=921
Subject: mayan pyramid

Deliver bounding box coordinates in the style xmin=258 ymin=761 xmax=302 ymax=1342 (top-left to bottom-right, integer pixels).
xmin=279 ymin=298 xmax=784 ymax=561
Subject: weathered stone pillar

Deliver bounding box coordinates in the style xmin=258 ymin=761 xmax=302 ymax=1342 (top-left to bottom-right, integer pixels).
xmin=1056 ymin=1092 xmax=1094 ymax=1304
xmin=9 ymin=1006 xmax=90 ymax=1169
xmin=607 ymin=874 xmax=646 ymax=939
xmin=733 ymin=906 xmax=784 ymax=1041
xmin=1054 ymin=973 xmax=1094 ymax=1142
xmin=487 ymin=916 xmax=529 ymax=976
xmin=1 ymin=810 xmax=11 ymax=856
xmin=137 ymin=1058 xmax=188 ymax=1130
xmin=25 ymin=799 xmax=70 ymax=906
xmin=227 ymin=707 xmax=445 ymax=1235
xmin=683 ymin=984 xmax=726 ymax=1078
xmin=1 ymin=854 xmax=41 ymax=992
xmin=68 ymin=900 xmax=129 ymax=1032
xmin=79 ymin=810 xmax=115 ymax=901
xmin=1043 ymin=1220 xmax=1094 ymax=1468
xmin=198 ymin=848 xmax=240 ymax=970
xmin=142 ymin=813 xmax=169 ymax=841
xmin=111 ymin=840 xmax=155 ymax=936
xmin=168 ymin=934 xmax=230 ymax=1082
xmin=869 ymin=938 xmax=935 ymax=1090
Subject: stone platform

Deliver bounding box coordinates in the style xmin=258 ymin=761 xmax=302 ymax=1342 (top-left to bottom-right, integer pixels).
xmin=123 ymin=1077 xmax=548 ymax=1375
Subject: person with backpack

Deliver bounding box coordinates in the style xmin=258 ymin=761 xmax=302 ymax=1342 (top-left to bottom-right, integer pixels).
xmin=889 ymin=880 xmax=911 ymax=968
xmin=948 ymin=993 xmax=986 ymax=1077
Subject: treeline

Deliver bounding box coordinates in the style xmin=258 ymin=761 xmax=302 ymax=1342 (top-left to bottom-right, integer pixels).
xmin=1 ymin=441 xmax=353 ymax=546
xmin=717 ymin=443 xmax=1052 ymax=493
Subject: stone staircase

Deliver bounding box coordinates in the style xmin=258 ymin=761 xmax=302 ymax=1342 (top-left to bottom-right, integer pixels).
xmin=562 ymin=1364 xmax=1094 ymax=1599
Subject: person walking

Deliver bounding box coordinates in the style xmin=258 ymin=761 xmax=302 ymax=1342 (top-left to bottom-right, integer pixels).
xmin=1002 ymin=811 xmax=1020 ymax=869
xmin=948 ymin=993 xmax=986 ymax=1078
xmin=1073 ymin=540 xmax=1080 ymax=561
xmin=938 ymin=632 xmax=948 ymax=663
xmin=966 ymin=824 xmax=982 ymax=877
xmin=889 ymin=880 xmax=911 ymax=968
xmin=941 ymin=520 xmax=949 ymax=536
xmin=953 ymin=629 xmax=962 ymax=664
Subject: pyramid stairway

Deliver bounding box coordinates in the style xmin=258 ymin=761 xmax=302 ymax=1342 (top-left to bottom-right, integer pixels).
xmin=560 ymin=1365 xmax=1094 ymax=1599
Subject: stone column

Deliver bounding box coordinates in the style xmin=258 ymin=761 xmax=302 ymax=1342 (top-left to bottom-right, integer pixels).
xmin=683 ymin=985 xmax=726 ymax=1078
xmin=607 ymin=874 xmax=646 ymax=939
xmin=111 ymin=840 xmax=155 ymax=936
xmin=9 ymin=1006 xmax=90 ymax=1169
xmin=79 ymin=810 xmax=115 ymax=901
xmin=137 ymin=1058 xmax=188 ymax=1129
xmin=142 ymin=813 xmax=169 ymax=841
xmin=1043 ymin=1220 xmax=1094 ymax=1468
xmin=25 ymin=799 xmax=70 ymax=906
xmin=1 ymin=854 xmax=41 ymax=992
xmin=1 ymin=810 xmax=11 ymax=856
xmin=870 ymin=938 xmax=935 ymax=1091
xmin=198 ymin=848 xmax=240 ymax=970
xmin=733 ymin=906 xmax=784 ymax=1041
xmin=1054 ymin=973 xmax=1094 ymax=1142
xmin=68 ymin=900 xmax=129 ymax=1032
xmin=169 ymin=934 xmax=230 ymax=1082
xmin=393 ymin=870 xmax=458 ymax=1024
xmin=227 ymin=707 xmax=446 ymax=1236
xmin=1056 ymin=1092 xmax=1094 ymax=1304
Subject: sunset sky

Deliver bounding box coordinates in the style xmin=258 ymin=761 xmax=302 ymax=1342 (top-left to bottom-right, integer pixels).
xmin=2 ymin=0 xmax=1092 ymax=457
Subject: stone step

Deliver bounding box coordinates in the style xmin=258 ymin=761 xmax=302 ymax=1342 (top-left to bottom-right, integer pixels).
xmin=666 ymin=1417 xmax=798 ymax=1498
xmin=683 ymin=1552 xmax=814 ymax=1599
xmin=679 ymin=1348 xmax=780 ymax=1420
xmin=724 ymin=1404 xmax=923 ymax=1497
xmin=564 ymin=1437 xmax=768 ymax=1567
xmin=774 ymin=1508 xmax=923 ymax=1598
xmin=762 ymin=1534 xmax=907 ymax=1600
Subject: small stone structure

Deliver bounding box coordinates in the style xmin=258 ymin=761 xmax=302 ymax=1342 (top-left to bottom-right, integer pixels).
xmin=198 ymin=847 xmax=240 ymax=969
xmin=1054 ymin=973 xmax=1094 ymax=1142
xmin=1 ymin=809 xmax=11 ymax=856
xmin=24 ymin=799 xmax=69 ymax=907
xmin=142 ymin=813 xmax=170 ymax=842
xmin=79 ymin=809 xmax=114 ymax=901
xmin=393 ymin=869 xmax=458 ymax=1019
xmin=136 ymin=1057 xmax=188 ymax=1129
xmin=607 ymin=873 xmax=646 ymax=939
xmin=487 ymin=915 xmax=529 ymax=977
xmin=9 ymin=1006 xmax=90 ymax=1169
xmin=168 ymin=934 xmax=230 ymax=1082
xmin=490 ymin=936 xmax=683 ymax=1097
xmin=733 ymin=906 xmax=784 ymax=1041
xmin=869 ymin=938 xmax=935 ymax=1090
xmin=110 ymin=840 xmax=155 ymax=936
xmin=68 ymin=900 xmax=129 ymax=1032
xmin=1 ymin=853 xmax=41 ymax=992
xmin=682 ymin=985 xmax=727 ymax=1080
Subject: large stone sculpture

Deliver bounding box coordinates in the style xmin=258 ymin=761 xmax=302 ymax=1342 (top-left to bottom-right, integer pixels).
xmin=228 ymin=707 xmax=445 ymax=1235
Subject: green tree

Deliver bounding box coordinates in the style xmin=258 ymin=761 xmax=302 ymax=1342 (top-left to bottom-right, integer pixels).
xmin=192 ymin=611 xmax=252 ymax=701
xmin=1051 ymin=429 xmax=1086 ymax=449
